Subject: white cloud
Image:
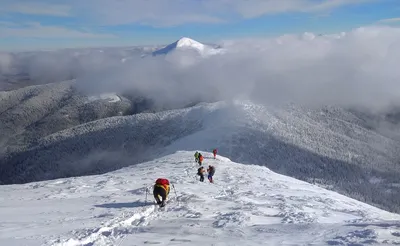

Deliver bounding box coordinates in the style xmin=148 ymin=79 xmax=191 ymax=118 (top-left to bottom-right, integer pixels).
xmin=304 ymin=0 xmax=373 ymax=12
xmin=0 ymin=22 xmax=116 ymax=39
xmin=0 ymin=53 xmax=13 ymax=73
xmin=0 ymin=0 xmax=377 ymax=26
xmin=68 ymin=0 xmax=374 ymax=26
xmin=73 ymin=25 xmax=400 ymax=112
xmin=205 ymin=0 xmax=374 ymax=19
xmin=73 ymin=0 xmax=225 ymax=26
xmin=1 ymin=2 xmax=71 ymax=16
xmin=378 ymin=17 xmax=400 ymax=23
xmin=4 ymin=25 xmax=400 ymax=113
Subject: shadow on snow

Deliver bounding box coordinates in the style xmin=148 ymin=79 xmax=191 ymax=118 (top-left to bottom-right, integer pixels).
xmin=94 ymin=200 xmax=149 ymax=209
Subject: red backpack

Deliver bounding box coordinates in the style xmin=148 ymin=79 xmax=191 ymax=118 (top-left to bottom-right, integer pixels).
xmin=156 ymin=178 xmax=169 ymax=186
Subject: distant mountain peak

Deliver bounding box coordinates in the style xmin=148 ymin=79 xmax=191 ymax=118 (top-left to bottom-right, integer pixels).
xmin=174 ymin=37 xmax=205 ymax=49
xmin=152 ymin=37 xmax=207 ymax=56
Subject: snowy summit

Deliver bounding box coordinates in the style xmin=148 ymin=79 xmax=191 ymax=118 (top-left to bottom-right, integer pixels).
xmin=1 ymin=151 xmax=400 ymax=246
xmin=152 ymin=37 xmax=220 ymax=56
xmin=174 ymin=37 xmax=205 ymax=50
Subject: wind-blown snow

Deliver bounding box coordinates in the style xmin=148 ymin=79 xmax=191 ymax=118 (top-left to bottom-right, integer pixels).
xmin=1 ymin=151 xmax=399 ymax=246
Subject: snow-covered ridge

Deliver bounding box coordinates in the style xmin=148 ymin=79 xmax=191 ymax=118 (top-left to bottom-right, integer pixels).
xmin=0 ymin=80 xmax=131 ymax=156
xmin=1 ymin=151 xmax=399 ymax=246
xmin=3 ymin=100 xmax=400 ymax=214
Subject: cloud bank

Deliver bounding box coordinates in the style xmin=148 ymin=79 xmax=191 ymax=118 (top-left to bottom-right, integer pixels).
xmin=3 ymin=25 xmax=400 ymax=113
xmin=0 ymin=52 xmax=13 ymax=74
xmin=75 ymin=25 xmax=400 ymax=112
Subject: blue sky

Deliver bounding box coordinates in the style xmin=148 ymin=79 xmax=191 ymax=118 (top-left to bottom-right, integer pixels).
xmin=0 ymin=0 xmax=399 ymax=51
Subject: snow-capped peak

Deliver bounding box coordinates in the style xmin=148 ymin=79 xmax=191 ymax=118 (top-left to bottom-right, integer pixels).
xmin=152 ymin=37 xmax=215 ymax=56
xmin=174 ymin=37 xmax=205 ymax=50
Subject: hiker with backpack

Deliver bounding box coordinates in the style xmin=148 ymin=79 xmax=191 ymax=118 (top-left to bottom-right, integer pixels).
xmin=153 ymin=178 xmax=170 ymax=207
xmin=194 ymin=151 xmax=199 ymax=162
xmin=207 ymin=165 xmax=215 ymax=183
xmin=197 ymin=166 xmax=206 ymax=182
xmin=198 ymin=153 xmax=204 ymax=165
xmin=212 ymin=149 xmax=217 ymax=159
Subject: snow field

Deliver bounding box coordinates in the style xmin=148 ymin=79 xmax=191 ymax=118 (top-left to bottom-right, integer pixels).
xmin=1 ymin=151 xmax=400 ymax=246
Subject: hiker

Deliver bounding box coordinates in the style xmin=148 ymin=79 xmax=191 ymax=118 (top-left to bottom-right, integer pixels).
xmin=194 ymin=151 xmax=199 ymax=162
xmin=153 ymin=178 xmax=170 ymax=207
xmin=212 ymin=149 xmax=218 ymax=159
xmin=198 ymin=153 xmax=204 ymax=165
xmin=207 ymin=165 xmax=215 ymax=183
xmin=197 ymin=166 xmax=205 ymax=182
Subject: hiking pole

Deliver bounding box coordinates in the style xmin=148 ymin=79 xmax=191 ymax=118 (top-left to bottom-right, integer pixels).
xmin=172 ymin=184 xmax=178 ymax=201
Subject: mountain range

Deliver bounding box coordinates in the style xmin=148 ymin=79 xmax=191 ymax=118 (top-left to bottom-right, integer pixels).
xmin=1 ymin=36 xmax=400 ymax=223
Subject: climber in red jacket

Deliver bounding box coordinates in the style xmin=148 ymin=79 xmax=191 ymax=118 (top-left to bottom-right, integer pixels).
xmin=213 ymin=148 xmax=218 ymax=159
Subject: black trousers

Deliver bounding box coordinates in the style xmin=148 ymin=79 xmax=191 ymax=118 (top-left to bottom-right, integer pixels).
xmin=153 ymin=186 xmax=167 ymax=204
